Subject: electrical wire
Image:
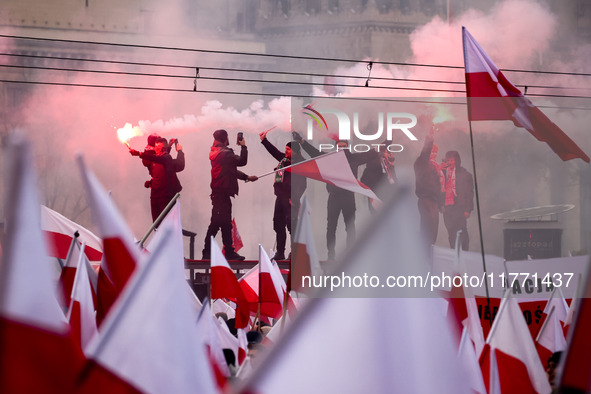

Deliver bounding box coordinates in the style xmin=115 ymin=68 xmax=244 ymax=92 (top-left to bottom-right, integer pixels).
xmin=1 ymin=78 xmax=590 ymax=112
xmin=2 ymin=33 xmax=591 ymax=77
xmin=2 ymin=58 xmax=591 ymax=99
xmin=1 ymin=34 xmax=591 ymax=106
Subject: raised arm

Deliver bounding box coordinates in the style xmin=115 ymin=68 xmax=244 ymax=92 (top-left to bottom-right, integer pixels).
xmin=261 ymin=137 xmax=285 ymax=162
xmin=292 ymin=131 xmax=322 ymax=158
xmin=173 ymin=145 xmax=185 ymax=172
xmin=300 ymin=140 xmax=322 ymax=158
xmin=416 ymin=128 xmax=435 ymax=165
xmin=233 ymin=144 xmax=248 ymax=167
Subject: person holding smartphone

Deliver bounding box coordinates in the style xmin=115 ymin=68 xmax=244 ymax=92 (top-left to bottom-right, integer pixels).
xmin=201 ymin=129 xmax=257 ymax=260
xmin=130 ymin=137 xmax=185 ymax=223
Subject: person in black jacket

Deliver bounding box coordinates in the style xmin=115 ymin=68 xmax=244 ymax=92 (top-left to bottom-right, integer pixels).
xmin=130 ymin=137 xmax=185 ymax=222
xmin=297 ymin=134 xmax=375 ymax=260
xmin=202 ymin=129 xmax=257 ymax=260
xmin=141 ymin=133 xmax=159 ymax=189
xmin=441 ymin=150 xmax=474 ymax=250
xmin=414 ymin=128 xmax=444 ymax=247
xmin=260 ymin=129 xmax=306 ymax=261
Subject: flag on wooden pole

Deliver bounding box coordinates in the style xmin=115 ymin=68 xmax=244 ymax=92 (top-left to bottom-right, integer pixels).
xmin=462 ymin=26 xmax=589 ymax=162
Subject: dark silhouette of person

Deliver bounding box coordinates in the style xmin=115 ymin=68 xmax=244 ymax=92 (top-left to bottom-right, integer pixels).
xmin=130 ymin=137 xmax=185 ymax=222
xmin=298 ymin=134 xmax=375 ymax=260
xmin=441 ymin=150 xmax=474 ymax=250
xmin=546 ymin=351 xmax=562 ymax=391
xmin=360 ymin=143 xmax=396 ymax=213
xmin=201 ymin=129 xmax=257 ymax=260
xmin=259 ymin=129 xmax=306 ymax=261
xmin=414 ymin=129 xmax=444 ymax=246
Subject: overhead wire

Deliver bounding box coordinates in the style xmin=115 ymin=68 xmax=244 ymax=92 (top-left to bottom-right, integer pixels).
xmin=1 ymin=54 xmax=591 ymax=99
xmin=1 ymin=78 xmax=590 ymax=112
xmin=2 ymin=33 xmax=591 ymax=77
xmin=0 ymin=34 xmax=591 ymax=107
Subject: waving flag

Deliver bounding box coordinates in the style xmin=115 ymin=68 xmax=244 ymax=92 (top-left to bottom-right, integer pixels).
xmin=196 ymin=301 xmax=231 ymax=379
xmin=66 ymin=243 xmax=99 ymax=354
xmin=287 ymin=151 xmax=380 ymax=200
xmin=558 ymin=271 xmax=591 ymax=392
xmin=81 ymin=227 xmax=217 ymax=394
xmin=60 ymin=238 xmax=90 ymax=309
xmin=77 ymin=156 xmax=141 ymax=325
xmin=0 ymin=136 xmax=85 ymax=393
xmin=535 ymin=307 xmax=566 ymax=368
xmin=41 ymin=205 xmax=103 ymax=262
xmin=462 ymin=26 xmax=589 ymax=163
xmin=458 ymin=327 xmax=487 ymax=394
xmin=258 ymin=245 xmax=285 ymax=319
xmin=480 ymin=296 xmax=551 ymax=394
xmin=290 ymin=196 xmax=322 ymax=293
xmin=210 ymin=237 xmax=250 ymax=328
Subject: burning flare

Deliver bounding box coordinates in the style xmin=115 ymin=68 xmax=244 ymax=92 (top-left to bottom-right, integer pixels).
xmin=116 ymin=123 xmax=143 ymax=148
xmin=431 ymin=104 xmax=454 ymax=124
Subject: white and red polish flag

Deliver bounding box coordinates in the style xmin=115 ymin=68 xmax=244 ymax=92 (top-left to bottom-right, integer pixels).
xmin=287 ymin=150 xmax=380 ymax=200
xmin=66 ymin=243 xmax=99 ymax=354
xmin=289 ymin=196 xmax=321 ymax=293
xmin=238 ymin=265 xmax=264 ymax=313
xmin=196 ymin=300 xmax=231 ymax=379
xmin=238 ymin=264 xmax=290 ymax=318
xmin=144 ymin=198 xmax=204 ymax=317
xmin=259 ymin=245 xmax=286 ymax=319
xmin=544 ymin=287 xmax=570 ymax=325
xmin=462 ymin=26 xmax=589 ymax=163
xmin=60 ymin=239 xmax=99 ymax=313
xmin=0 ymin=136 xmax=86 ymax=393
xmin=458 ymin=327 xmax=487 ymax=394
xmin=479 ymin=296 xmax=551 ymax=394
xmin=80 ymin=227 xmax=217 ymax=394
xmin=535 ymin=307 xmax=566 ymax=368
xmin=41 ymin=205 xmax=103 ymax=262
xmin=459 ymin=250 xmax=486 ymax=357
xmin=210 ymin=236 xmax=250 ymax=329
xmin=271 ymin=254 xmax=298 ymax=318
xmin=562 ymin=275 xmax=581 ymax=337
xmin=77 ymin=156 xmax=141 ymax=326
xmin=557 ymin=270 xmax=591 ymax=392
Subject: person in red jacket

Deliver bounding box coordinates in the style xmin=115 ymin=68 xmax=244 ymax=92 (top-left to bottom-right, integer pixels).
xmin=130 ymin=137 xmax=185 ymax=222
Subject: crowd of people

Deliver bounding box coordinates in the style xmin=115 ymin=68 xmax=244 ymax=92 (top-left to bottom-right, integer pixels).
xmin=128 ymin=126 xmax=475 ymax=260
xmin=125 ymin=129 xmax=570 ymax=392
